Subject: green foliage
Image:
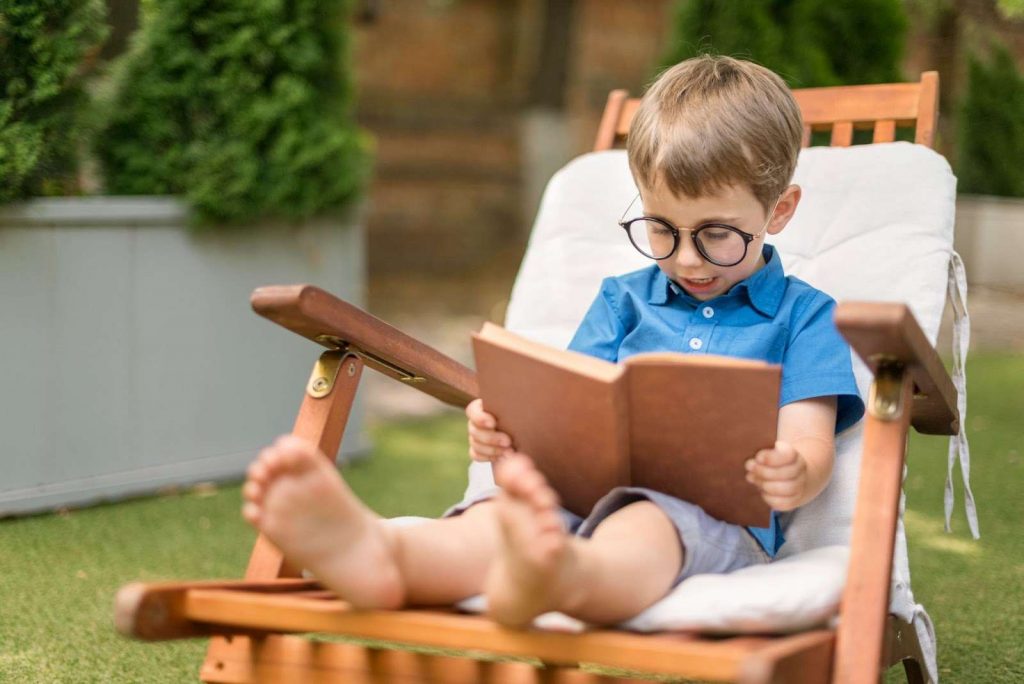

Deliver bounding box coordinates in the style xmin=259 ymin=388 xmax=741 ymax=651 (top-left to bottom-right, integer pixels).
xmin=0 ymin=0 xmax=107 ymax=202
xmin=663 ymin=0 xmax=907 ymax=88
xmin=997 ymin=0 xmax=1024 ymax=19
xmin=957 ymin=45 xmax=1024 ymax=197
xmin=96 ymin=0 xmax=369 ymax=225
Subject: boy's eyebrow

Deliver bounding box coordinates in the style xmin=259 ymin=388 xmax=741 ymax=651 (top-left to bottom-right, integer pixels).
xmin=645 ymin=211 xmax=742 ymax=225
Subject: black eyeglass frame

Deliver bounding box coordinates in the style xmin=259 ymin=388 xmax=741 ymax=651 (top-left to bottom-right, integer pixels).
xmin=618 ymin=217 xmax=763 ymax=267
xmin=617 ymin=193 xmax=777 ymax=267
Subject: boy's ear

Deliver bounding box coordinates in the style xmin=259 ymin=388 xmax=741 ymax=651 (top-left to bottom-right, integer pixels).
xmin=767 ymin=184 xmax=801 ymax=235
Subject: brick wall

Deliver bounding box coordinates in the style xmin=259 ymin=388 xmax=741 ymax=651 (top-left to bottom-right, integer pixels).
xmin=353 ymin=0 xmax=532 ymax=278
xmin=352 ymin=0 xmax=674 ymax=282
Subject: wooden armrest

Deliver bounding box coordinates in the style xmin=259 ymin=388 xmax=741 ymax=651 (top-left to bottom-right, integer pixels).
xmin=251 ymin=285 xmax=478 ymax=408
xmin=834 ymin=302 xmax=958 ymax=435
xmin=115 ymin=579 xmax=318 ymax=640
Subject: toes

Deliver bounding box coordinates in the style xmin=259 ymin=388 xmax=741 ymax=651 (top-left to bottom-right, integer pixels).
xmin=247 ymin=460 xmax=269 ymax=486
xmin=538 ymin=508 xmax=563 ymax=535
xmin=494 ymin=453 xmax=532 ymax=488
xmin=260 ymin=446 xmax=286 ymax=474
xmin=531 ymin=485 xmax=560 ymax=512
xmin=497 ymin=454 xmax=543 ymax=494
xmin=256 ymin=436 xmax=322 ymax=478
xmin=242 ymin=480 xmax=262 ymax=504
xmin=241 ymin=502 xmax=261 ymax=526
xmin=276 ymin=434 xmax=323 ymax=459
xmin=496 ymin=454 xmax=560 ymax=513
xmin=276 ymin=436 xmax=326 ymax=471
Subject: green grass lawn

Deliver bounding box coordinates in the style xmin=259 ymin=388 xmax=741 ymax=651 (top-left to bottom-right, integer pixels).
xmin=1 ymin=353 xmax=1021 ymax=682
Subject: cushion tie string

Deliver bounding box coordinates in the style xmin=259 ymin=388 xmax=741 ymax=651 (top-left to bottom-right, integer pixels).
xmin=946 ymin=251 xmax=980 ymax=539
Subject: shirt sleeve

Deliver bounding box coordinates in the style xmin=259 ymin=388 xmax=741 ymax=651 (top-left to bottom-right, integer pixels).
xmin=566 ymin=278 xmax=628 ymax=362
xmin=781 ymin=294 xmax=865 ymax=433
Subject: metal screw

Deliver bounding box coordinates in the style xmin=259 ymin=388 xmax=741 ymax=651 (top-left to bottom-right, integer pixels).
xmin=312 ymin=377 xmax=329 ymax=392
xmin=347 ymin=363 xmax=356 ymax=376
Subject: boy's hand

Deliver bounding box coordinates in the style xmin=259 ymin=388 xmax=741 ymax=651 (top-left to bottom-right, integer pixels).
xmin=745 ymin=441 xmax=807 ymax=512
xmin=466 ymin=398 xmax=513 ymax=463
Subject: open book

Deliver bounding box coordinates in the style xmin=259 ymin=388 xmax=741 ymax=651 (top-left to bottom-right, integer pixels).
xmin=472 ymin=323 xmax=780 ymax=527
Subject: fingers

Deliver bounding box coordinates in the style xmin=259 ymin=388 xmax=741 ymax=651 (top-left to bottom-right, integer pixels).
xmin=465 ymin=398 xmax=496 ymax=428
xmin=756 ymin=441 xmax=799 ymax=467
xmin=466 ymin=399 xmax=512 ymax=462
xmin=468 ymin=440 xmax=513 ymax=462
xmin=746 ymin=441 xmax=801 ymax=478
xmin=468 ymin=422 xmax=511 ymax=447
xmin=755 ymin=479 xmax=802 ymax=497
xmin=745 ymin=457 xmax=803 ymax=482
xmin=467 ymin=424 xmax=508 ymax=458
xmin=745 ymin=441 xmax=806 ymax=512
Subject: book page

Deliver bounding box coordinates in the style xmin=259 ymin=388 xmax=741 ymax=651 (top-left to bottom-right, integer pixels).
xmin=472 ymin=324 xmax=629 ymax=515
xmin=625 ymin=356 xmax=779 ymax=527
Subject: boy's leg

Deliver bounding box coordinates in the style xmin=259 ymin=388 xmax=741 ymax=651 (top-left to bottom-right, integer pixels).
xmin=391 ymin=499 xmax=501 ymax=605
xmin=486 ymin=455 xmax=683 ymax=627
xmin=243 ymin=435 xmax=500 ymax=609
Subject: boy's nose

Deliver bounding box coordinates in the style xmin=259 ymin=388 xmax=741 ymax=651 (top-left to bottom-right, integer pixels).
xmin=674 ymin=234 xmax=705 ymax=268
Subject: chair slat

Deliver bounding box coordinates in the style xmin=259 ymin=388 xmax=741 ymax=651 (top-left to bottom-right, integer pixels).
xmin=914 ymin=71 xmax=940 ymax=147
xmin=873 ymin=120 xmax=896 ymax=143
xmin=793 ymin=82 xmax=922 ymax=126
xmin=830 ymin=121 xmax=854 ymax=147
xmin=204 ymin=634 xmax=649 ymax=684
xmin=592 ymin=73 xmax=938 ymax=152
xmin=617 ymin=99 xmax=641 ymax=139
xmin=594 ymin=90 xmax=629 ymax=151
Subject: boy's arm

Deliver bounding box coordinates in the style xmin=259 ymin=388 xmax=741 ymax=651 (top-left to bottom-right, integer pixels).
xmin=745 ymin=396 xmax=837 ymax=511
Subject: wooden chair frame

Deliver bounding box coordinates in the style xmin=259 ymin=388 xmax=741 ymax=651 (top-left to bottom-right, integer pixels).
xmin=116 ymin=73 xmax=952 ymax=683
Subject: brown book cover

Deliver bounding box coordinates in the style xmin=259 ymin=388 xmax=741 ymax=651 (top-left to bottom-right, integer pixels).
xmin=472 ymin=323 xmax=779 ymax=527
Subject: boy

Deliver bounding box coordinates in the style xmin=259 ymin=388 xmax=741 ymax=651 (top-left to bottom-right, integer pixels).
xmin=241 ymin=55 xmax=864 ymax=628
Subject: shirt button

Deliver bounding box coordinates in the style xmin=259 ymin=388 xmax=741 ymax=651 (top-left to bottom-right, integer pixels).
xmin=702 ymin=306 xmax=715 ymax=318
xmin=689 ymin=338 xmax=703 ymax=350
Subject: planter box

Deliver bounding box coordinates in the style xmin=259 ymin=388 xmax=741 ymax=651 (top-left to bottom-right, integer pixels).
xmin=0 ymin=196 xmax=369 ymax=516
xmin=955 ymin=194 xmax=1024 ymax=288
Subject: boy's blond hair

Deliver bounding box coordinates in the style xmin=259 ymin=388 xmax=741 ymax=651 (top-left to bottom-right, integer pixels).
xmin=628 ymin=55 xmax=803 ymax=212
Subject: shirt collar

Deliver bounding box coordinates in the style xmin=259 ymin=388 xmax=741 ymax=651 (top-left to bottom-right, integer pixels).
xmin=648 ymin=244 xmax=786 ymax=316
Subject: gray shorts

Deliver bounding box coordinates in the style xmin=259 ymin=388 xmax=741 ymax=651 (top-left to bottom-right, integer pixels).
xmin=443 ymin=486 xmax=769 ymax=587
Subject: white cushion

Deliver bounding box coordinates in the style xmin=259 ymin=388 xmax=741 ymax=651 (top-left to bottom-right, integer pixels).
xmin=623 ymin=545 xmax=849 ymax=633
xmin=445 ymin=546 xmax=848 ymax=635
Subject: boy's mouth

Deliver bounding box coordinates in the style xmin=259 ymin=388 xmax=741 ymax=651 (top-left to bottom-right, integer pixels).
xmin=680 ymin=276 xmax=717 ymax=291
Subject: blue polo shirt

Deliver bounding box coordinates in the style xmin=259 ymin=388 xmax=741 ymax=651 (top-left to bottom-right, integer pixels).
xmin=567 ymin=245 xmax=864 ymax=556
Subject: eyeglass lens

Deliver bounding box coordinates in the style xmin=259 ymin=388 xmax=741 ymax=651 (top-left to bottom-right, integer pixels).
xmin=626 ymin=220 xmax=748 ymax=265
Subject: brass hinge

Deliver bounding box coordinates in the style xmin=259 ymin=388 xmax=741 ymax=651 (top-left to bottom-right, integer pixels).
xmin=868 ymin=354 xmax=907 ymax=421
xmin=314 ymin=334 xmax=426 ymax=384
xmin=307 ymin=350 xmax=346 ymax=398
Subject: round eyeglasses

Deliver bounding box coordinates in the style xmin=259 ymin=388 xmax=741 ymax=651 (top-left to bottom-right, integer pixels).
xmin=618 ymin=194 xmax=779 ymax=267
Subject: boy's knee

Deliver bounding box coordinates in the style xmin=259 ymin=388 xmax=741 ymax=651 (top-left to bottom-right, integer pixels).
xmin=600 ymin=499 xmax=674 ymax=533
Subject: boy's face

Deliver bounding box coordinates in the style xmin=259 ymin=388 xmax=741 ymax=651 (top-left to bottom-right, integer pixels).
xmin=638 ymin=181 xmax=801 ymax=301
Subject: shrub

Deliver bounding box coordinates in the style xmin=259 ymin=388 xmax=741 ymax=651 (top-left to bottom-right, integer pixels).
xmin=957 ymin=45 xmax=1024 ymax=197
xmin=97 ymin=0 xmax=369 ymax=225
xmin=0 ymin=1 xmax=107 ymax=202
xmin=662 ymin=0 xmax=907 ymax=88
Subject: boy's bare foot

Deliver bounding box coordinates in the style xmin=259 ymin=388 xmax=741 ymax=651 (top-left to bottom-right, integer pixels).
xmin=242 ymin=435 xmax=404 ymax=609
xmin=484 ymin=454 xmax=582 ymax=628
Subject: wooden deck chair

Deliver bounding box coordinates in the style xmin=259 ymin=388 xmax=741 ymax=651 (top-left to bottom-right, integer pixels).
xmin=115 ymin=71 xmax=976 ymax=683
